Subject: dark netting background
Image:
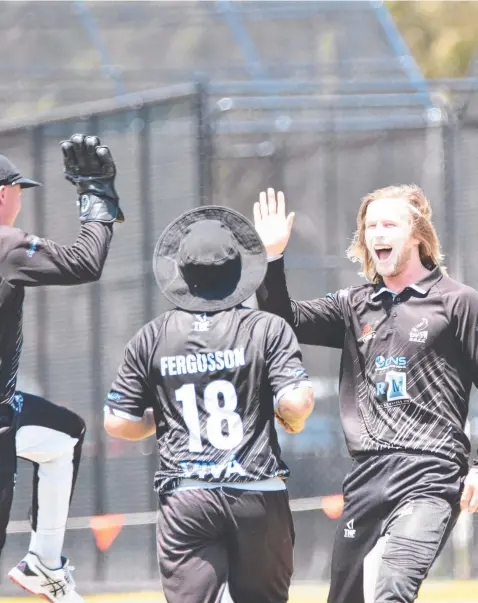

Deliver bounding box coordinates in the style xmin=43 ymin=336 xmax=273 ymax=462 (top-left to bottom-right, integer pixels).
xmin=0 ymin=0 xmax=476 ymax=594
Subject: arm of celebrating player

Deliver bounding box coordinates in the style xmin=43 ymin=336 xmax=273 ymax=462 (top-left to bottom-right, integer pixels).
xmin=257 ymin=258 xmax=346 ymax=348
xmin=0 ymin=134 xmax=124 ymax=287
xmin=104 ymin=407 xmax=156 ymax=441
xmin=0 ymin=223 xmax=112 ymax=286
xmin=265 ymin=315 xmax=315 ymax=434
xmin=104 ymin=323 xmax=158 ymax=441
xmin=254 ymin=188 xmax=346 ymax=348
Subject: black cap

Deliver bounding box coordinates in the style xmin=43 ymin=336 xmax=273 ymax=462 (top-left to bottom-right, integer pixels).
xmin=0 ymin=154 xmax=41 ymax=189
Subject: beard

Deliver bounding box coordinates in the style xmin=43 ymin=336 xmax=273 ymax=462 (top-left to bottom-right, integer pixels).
xmin=372 ymin=244 xmax=412 ymax=278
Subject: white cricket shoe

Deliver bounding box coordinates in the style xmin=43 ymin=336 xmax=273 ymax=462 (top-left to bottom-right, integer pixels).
xmin=8 ymin=552 xmax=84 ymax=602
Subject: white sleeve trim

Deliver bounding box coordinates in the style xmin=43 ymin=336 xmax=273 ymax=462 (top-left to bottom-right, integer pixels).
xmin=268 ymin=254 xmax=283 ymax=262
xmin=104 ymin=405 xmax=143 ymax=422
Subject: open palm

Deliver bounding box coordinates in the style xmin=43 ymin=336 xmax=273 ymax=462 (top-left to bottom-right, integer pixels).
xmin=253 ymin=188 xmax=295 ymax=257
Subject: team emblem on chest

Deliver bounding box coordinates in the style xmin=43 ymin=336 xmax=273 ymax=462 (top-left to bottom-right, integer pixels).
xmin=409 ymin=318 xmax=428 ymax=343
xmin=359 ymin=320 xmax=379 ymax=344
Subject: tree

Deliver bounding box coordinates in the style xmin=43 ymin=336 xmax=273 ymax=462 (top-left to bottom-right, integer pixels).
xmin=387 ymin=1 xmax=478 ymax=78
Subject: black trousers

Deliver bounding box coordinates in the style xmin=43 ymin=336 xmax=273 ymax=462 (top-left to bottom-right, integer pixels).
xmin=327 ymin=452 xmax=466 ymax=603
xmin=157 ymin=487 xmax=295 ymax=603
xmin=0 ymin=404 xmax=16 ymax=556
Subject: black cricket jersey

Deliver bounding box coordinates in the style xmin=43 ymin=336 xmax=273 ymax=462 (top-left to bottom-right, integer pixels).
xmin=0 ymin=223 xmax=112 ymax=406
xmin=106 ymin=307 xmax=311 ymax=494
xmin=258 ymin=258 xmax=478 ymax=468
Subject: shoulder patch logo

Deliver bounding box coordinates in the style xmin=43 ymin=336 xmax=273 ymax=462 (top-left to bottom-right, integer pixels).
xmin=26 ymin=236 xmax=40 ymax=258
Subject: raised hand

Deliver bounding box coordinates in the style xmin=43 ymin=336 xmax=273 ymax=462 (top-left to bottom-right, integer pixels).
xmin=60 ymin=134 xmax=124 ymax=224
xmin=253 ymin=188 xmax=295 ymax=258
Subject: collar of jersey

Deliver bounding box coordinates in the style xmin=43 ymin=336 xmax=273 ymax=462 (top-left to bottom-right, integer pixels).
xmin=371 ymin=265 xmax=443 ymax=300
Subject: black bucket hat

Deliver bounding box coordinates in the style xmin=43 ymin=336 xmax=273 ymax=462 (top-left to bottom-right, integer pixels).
xmin=153 ymin=206 xmax=267 ymax=312
xmin=0 ymin=154 xmax=41 ymax=188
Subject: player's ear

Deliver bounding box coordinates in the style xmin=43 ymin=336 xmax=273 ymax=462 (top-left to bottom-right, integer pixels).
xmin=409 ymin=222 xmax=421 ymax=247
xmin=0 ymin=185 xmax=6 ymax=205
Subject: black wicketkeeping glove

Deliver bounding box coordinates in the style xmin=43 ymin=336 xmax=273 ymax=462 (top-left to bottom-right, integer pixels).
xmin=61 ymin=133 xmax=125 ymax=224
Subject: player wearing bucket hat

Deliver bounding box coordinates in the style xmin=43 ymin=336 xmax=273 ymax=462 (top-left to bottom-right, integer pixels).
xmin=153 ymin=206 xmax=267 ymax=312
xmin=104 ymin=205 xmax=314 ymax=603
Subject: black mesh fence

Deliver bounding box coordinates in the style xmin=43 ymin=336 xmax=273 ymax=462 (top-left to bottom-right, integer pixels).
xmin=0 ymin=1 xmax=422 ymax=118
xmin=0 ymin=81 xmax=476 ymax=593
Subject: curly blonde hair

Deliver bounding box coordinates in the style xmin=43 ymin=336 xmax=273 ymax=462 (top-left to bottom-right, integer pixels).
xmin=346 ymin=184 xmax=446 ymax=283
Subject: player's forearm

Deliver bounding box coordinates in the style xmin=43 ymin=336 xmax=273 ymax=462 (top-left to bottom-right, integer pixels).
xmin=63 ymin=222 xmax=114 ymax=283
xmin=34 ymin=222 xmax=113 ymax=285
xmin=104 ymin=409 xmax=156 ymax=441
xmin=257 ymin=257 xmax=345 ymax=347
xmin=48 ymin=222 xmax=113 ymax=285
xmin=256 ymin=256 xmax=296 ymax=325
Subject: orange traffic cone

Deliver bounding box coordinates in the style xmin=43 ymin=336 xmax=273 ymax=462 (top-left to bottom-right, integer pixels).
xmin=90 ymin=514 xmax=125 ymax=552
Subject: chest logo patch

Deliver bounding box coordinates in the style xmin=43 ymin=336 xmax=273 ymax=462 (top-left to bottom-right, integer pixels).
xmin=359 ymin=321 xmax=378 ymax=343
xmin=409 ymin=318 xmax=428 ymax=344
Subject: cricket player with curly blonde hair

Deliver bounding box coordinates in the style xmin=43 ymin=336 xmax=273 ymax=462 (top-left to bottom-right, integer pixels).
xmin=254 ymin=185 xmax=478 ymax=603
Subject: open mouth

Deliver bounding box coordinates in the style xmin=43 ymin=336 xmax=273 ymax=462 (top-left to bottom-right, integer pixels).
xmin=375 ymin=246 xmax=392 ymax=261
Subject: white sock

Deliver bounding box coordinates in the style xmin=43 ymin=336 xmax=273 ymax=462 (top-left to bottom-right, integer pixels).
xmin=29 ymin=530 xmax=63 ymax=570
xmin=28 ymin=453 xmax=73 ymax=571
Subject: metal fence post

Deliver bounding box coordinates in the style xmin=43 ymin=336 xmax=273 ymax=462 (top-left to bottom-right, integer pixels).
xmin=323 ymin=106 xmax=339 ymax=293
xmin=137 ymin=104 xmax=160 ymax=579
xmin=86 ymin=114 xmax=107 ymax=584
xmin=443 ymin=103 xmax=474 ymax=579
xmin=31 ymin=125 xmax=50 ymax=398
xmin=442 ymin=103 xmax=463 ymax=282
xmin=196 ymin=79 xmax=213 ymax=206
